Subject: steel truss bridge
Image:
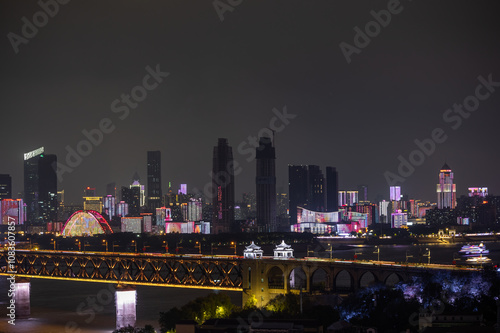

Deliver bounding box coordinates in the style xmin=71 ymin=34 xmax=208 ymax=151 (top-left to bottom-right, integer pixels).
xmin=0 ymin=250 xmax=242 ymax=291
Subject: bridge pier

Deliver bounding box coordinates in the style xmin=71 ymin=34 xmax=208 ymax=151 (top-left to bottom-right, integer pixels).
xmin=14 ymin=278 xmax=31 ymax=318
xmin=115 ymin=284 xmax=136 ymax=329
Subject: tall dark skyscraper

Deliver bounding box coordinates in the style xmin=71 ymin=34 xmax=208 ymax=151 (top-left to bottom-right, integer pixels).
xmin=326 ymin=167 xmax=338 ymax=211
xmin=288 ymin=165 xmax=308 ymax=224
xmin=23 ymin=147 xmax=58 ymax=224
xmin=256 ymin=137 xmax=276 ymax=232
xmin=308 ymin=165 xmax=325 ymax=212
xmin=0 ymin=174 xmax=12 ymax=199
xmin=212 ymin=138 xmax=235 ymax=234
xmin=121 ymin=186 xmax=140 ymax=216
xmin=147 ymin=151 xmax=162 ymax=211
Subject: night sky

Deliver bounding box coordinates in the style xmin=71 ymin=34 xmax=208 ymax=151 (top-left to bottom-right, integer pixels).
xmin=1 ymin=0 xmax=499 ymax=205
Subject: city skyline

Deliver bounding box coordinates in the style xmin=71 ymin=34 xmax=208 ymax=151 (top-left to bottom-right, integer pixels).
xmin=1 ymin=1 xmax=499 ymax=204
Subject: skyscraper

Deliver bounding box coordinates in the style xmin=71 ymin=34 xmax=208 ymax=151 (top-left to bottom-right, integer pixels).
xmin=390 ymin=186 xmax=401 ymax=201
xmin=256 ymin=137 xmax=277 ymax=232
xmin=437 ymin=163 xmax=456 ymax=209
xmin=326 ymin=167 xmax=338 ymax=211
xmin=0 ymin=174 xmax=12 ymax=199
xmin=24 ymin=147 xmax=58 ymax=224
xmin=288 ymin=165 xmax=308 ymax=224
xmin=212 ymin=138 xmax=235 ymax=234
xmin=38 ymin=154 xmax=58 ymax=223
xmin=122 ymin=186 xmax=140 ymax=216
xmin=308 ymin=165 xmax=325 ymax=212
xmin=147 ymin=151 xmax=162 ymax=211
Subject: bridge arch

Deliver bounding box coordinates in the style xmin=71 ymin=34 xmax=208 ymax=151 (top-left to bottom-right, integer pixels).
xmin=267 ymin=266 xmax=285 ymax=289
xmin=335 ymin=269 xmax=353 ymax=292
xmin=359 ymin=271 xmax=377 ymax=288
xmin=310 ymin=267 xmax=329 ymax=292
xmin=384 ymin=272 xmax=403 ymax=286
xmin=288 ymin=267 xmax=306 ymax=290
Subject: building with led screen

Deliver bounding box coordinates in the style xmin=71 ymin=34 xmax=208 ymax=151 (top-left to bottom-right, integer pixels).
xmin=291 ymin=207 xmax=367 ymax=234
xmin=61 ymin=210 xmax=113 ymax=236
xmin=0 ymin=199 xmax=25 ymax=225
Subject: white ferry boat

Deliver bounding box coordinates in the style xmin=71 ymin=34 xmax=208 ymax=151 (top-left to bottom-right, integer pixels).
xmin=459 ymin=243 xmax=489 ymax=256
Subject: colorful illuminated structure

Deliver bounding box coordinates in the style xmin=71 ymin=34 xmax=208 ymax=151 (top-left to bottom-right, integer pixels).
xmin=0 ymin=199 xmax=25 ymax=225
xmin=61 ymin=210 xmax=113 ymax=236
xmin=291 ymin=207 xmax=368 ymax=234
xmin=436 ymin=163 xmax=456 ymax=209
xmin=468 ymin=187 xmax=488 ymax=197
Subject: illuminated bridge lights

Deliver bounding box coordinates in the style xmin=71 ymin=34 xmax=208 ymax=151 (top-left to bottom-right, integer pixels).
xmin=0 ymin=250 xmax=243 ymax=291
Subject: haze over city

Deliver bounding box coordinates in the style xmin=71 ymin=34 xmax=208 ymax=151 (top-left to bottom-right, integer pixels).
xmin=1 ymin=1 xmax=500 ymax=204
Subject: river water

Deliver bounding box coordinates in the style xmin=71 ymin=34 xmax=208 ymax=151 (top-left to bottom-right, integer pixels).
xmin=1 ymin=241 xmax=499 ymax=333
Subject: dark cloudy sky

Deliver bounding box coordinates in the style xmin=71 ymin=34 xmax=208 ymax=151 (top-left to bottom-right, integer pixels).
xmin=1 ymin=0 xmax=499 ymax=205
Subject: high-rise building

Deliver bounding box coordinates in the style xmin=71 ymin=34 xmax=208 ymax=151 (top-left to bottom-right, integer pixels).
xmin=24 ymin=147 xmax=58 ymax=224
xmin=256 ymin=137 xmax=277 ymax=232
xmin=390 ymin=186 xmax=401 ymax=201
xmin=326 ymin=167 xmax=338 ymax=211
xmin=0 ymin=174 xmax=12 ymax=199
xmin=147 ymin=151 xmax=162 ymax=211
xmin=106 ymin=182 xmax=117 ymax=197
xmin=357 ymin=185 xmax=368 ymax=202
xmin=0 ymin=199 xmax=25 ymax=225
xmin=178 ymin=184 xmax=187 ymax=195
xmin=212 ymin=138 xmax=235 ymax=234
xmin=437 ymin=163 xmax=456 ymax=209
xmin=116 ymin=201 xmax=129 ymax=217
xmin=83 ymin=197 xmax=103 ymax=212
xmin=338 ymin=190 xmax=358 ymax=206
xmin=130 ymin=179 xmax=145 ymax=207
xmin=103 ymin=195 xmax=116 ymax=218
xmin=121 ymin=186 xmax=140 ymax=216
xmin=188 ymin=198 xmax=203 ymax=221
xmin=308 ymin=165 xmax=325 ymax=212
xmin=288 ymin=165 xmax=308 ymax=224
xmin=84 ymin=187 xmax=96 ymax=197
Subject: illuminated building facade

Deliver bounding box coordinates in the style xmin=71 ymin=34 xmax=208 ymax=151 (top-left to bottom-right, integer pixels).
xmin=391 ymin=210 xmax=408 ymax=228
xmin=188 ymin=199 xmax=202 ymax=221
xmin=338 ymin=190 xmax=358 ymax=206
xmin=0 ymin=199 xmax=25 ymax=225
xmin=390 ymin=186 xmax=401 ymax=201
xmin=256 ymin=136 xmax=277 ymax=232
xmin=178 ymin=184 xmax=187 ymax=195
xmin=155 ymin=207 xmax=172 ymax=227
xmin=116 ymin=201 xmax=129 ymax=217
xmin=212 ymin=138 xmax=235 ymax=234
xmin=436 ymin=163 xmax=456 ymax=209
xmin=83 ymin=197 xmax=103 ymax=213
xmin=468 ymin=187 xmax=488 ymax=197
xmin=121 ymin=186 xmax=140 ymax=216
xmin=147 ymin=151 xmax=162 ymax=211
xmin=0 ymin=174 xmax=12 ymax=199
xmin=103 ymin=195 xmax=116 ymax=218
xmin=291 ymin=207 xmax=368 ymax=234
xmin=121 ymin=217 xmax=142 ymax=233
xmin=24 ymin=147 xmax=58 ymax=224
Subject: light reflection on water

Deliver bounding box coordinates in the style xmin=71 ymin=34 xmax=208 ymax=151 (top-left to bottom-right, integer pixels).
xmin=0 ymin=277 xmax=241 ymax=333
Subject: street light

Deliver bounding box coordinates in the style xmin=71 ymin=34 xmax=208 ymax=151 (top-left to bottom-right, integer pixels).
xmin=51 ymin=238 xmax=56 ymax=251
xmin=373 ymin=246 xmax=380 ymax=262
xmin=112 ymin=241 xmax=119 ymax=253
xmin=162 ymin=240 xmax=169 ymax=254
xmin=102 ymin=239 xmax=108 ymax=252
xmin=230 ymin=241 xmax=236 ymax=255
xmin=328 ymin=244 xmax=333 ymax=259
xmin=195 ymin=241 xmax=201 ymax=254
xmin=131 ymin=240 xmax=137 ymax=253
xmin=424 ymin=248 xmax=431 ymax=264
xmin=75 ymin=239 xmax=81 ymax=251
